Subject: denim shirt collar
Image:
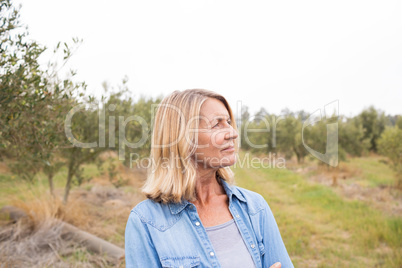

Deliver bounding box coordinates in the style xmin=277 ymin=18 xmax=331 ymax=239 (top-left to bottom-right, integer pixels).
xmin=220 ymin=178 xmax=247 ymax=203
xmin=168 ymin=178 xmax=247 ymax=215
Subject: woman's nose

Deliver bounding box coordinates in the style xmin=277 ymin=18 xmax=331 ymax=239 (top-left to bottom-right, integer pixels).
xmin=225 ymin=126 xmax=238 ymax=140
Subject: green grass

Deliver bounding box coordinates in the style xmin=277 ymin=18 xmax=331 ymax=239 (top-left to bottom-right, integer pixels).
xmin=342 ymin=156 xmax=396 ymax=187
xmin=233 ymin=154 xmax=402 ymax=267
xmin=0 ymin=173 xmax=19 ymax=207
xmin=0 ymin=158 xmax=114 ymax=205
xmin=0 ymin=173 xmax=51 ymax=207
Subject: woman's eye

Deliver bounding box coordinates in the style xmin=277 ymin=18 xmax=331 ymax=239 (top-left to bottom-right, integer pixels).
xmin=212 ymin=120 xmax=231 ymax=128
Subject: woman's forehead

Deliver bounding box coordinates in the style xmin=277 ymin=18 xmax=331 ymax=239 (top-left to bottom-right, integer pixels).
xmin=200 ymin=98 xmax=229 ymax=118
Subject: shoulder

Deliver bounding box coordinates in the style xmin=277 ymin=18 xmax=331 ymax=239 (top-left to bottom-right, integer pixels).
xmin=129 ymin=199 xmax=182 ymax=231
xmin=131 ymin=199 xmax=165 ymax=218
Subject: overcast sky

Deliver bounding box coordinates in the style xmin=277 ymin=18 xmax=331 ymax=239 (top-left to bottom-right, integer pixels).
xmin=15 ymin=0 xmax=402 ymax=117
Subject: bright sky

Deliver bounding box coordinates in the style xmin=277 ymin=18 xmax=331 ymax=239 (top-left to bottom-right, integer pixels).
xmin=15 ymin=0 xmax=402 ymax=117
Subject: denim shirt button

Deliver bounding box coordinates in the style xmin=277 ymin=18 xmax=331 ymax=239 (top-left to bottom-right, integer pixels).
xmin=236 ymin=214 xmax=240 ymax=218
xmin=251 ymin=244 xmax=255 ymax=249
xmin=210 ymin=251 xmax=215 ymax=257
xmin=195 ymin=221 xmax=200 ymax=226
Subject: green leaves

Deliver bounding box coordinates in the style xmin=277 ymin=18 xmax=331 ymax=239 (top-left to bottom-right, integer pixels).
xmin=0 ymin=0 xmax=87 ymax=198
xmin=378 ymin=126 xmax=402 ymax=175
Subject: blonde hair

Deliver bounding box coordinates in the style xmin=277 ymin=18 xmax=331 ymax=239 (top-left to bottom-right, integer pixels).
xmin=142 ymin=89 xmax=238 ymax=203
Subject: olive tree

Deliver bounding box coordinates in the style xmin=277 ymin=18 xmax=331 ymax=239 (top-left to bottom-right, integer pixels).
xmin=378 ymin=126 xmax=402 ymax=188
xmin=0 ymin=0 xmax=85 ymax=197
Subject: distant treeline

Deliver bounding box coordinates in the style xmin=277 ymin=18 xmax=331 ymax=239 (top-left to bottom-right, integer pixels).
xmin=1 ymin=0 xmax=401 ymax=204
xmin=239 ymin=106 xmax=401 ymax=163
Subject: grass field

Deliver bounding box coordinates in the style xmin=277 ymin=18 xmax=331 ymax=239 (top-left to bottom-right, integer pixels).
xmin=0 ymin=153 xmax=401 ymax=267
xmin=234 ymin=154 xmax=402 ymax=267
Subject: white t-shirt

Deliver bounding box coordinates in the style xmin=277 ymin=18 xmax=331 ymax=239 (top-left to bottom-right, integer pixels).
xmin=205 ymin=218 xmax=256 ymax=268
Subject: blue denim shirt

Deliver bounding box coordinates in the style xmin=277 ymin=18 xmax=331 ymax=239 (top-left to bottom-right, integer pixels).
xmin=125 ymin=179 xmax=294 ymax=268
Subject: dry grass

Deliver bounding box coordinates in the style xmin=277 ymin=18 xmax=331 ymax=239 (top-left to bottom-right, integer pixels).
xmin=65 ymin=185 xmax=144 ymax=247
xmin=0 ymin=162 xmax=10 ymax=173
xmin=0 ymin=216 xmax=64 ymax=267
xmin=0 ymin=155 xmax=146 ymax=267
xmin=0 ymin=196 xmax=116 ymax=267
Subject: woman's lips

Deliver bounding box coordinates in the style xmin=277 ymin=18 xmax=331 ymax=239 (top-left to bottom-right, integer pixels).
xmin=222 ymin=146 xmax=235 ymax=152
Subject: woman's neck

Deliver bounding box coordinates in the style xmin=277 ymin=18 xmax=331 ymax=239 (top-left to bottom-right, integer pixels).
xmin=193 ymin=169 xmax=225 ymax=206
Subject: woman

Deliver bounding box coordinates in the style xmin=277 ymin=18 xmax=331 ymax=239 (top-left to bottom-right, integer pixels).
xmin=125 ymin=89 xmax=293 ymax=268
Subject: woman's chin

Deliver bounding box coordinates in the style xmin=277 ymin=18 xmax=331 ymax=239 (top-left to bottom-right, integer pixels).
xmin=218 ymin=154 xmax=237 ymax=167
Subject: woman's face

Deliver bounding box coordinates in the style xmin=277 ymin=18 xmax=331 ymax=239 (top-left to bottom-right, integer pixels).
xmin=192 ymin=98 xmax=238 ymax=170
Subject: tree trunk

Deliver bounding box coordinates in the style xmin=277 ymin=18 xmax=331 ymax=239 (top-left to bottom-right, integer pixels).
xmin=296 ymin=153 xmax=301 ymax=164
xmin=48 ymin=172 xmax=55 ymax=197
xmin=293 ymin=147 xmax=303 ymax=164
xmin=332 ymin=175 xmax=337 ymax=186
xmin=63 ymin=152 xmax=76 ymax=204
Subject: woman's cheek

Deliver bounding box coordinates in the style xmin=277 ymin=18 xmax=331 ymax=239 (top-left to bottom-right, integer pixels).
xmin=196 ymin=133 xmax=211 ymax=150
xmin=210 ymin=131 xmax=225 ymax=148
